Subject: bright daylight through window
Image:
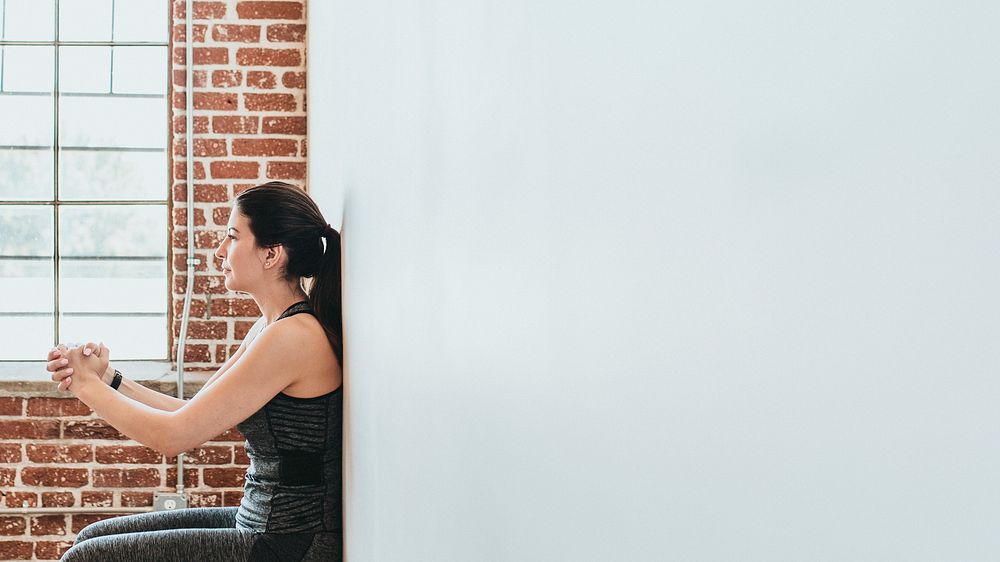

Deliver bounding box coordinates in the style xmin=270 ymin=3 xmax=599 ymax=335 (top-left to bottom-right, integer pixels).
xmin=0 ymin=0 xmax=168 ymax=360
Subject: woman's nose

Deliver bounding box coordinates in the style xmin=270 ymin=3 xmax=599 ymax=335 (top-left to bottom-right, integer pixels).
xmin=214 ymin=239 xmax=226 ymax=260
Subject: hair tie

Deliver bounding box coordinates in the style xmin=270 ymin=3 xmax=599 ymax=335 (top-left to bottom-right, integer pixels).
xmin=323 ymin=223 xmax=337 ymax=238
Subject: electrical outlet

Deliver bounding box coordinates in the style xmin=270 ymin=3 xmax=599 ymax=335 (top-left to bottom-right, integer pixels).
xmin=153 ymin=493 xmax=188 ymax=511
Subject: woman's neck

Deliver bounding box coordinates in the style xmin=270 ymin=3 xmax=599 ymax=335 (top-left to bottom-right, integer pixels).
xmin=253 ymin=281 xmax=309 ymax=326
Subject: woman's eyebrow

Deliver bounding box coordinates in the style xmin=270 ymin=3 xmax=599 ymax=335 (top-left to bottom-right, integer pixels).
xmin=228 ymin=227 xmax=239 ymax=233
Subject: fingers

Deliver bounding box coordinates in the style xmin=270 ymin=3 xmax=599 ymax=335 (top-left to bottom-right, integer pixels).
xmin=46 ymin=356 xmax=70 ymax=373
xmin=58 ymin=376 xmax=73 ymax=392
xmin=47 ymin=347 xmax=61 ymax=361
xmin=98 ymin=343 xmax=110 ymax=361
xmin=50 ymin=367 xmax=73 ymax=383
xmin=83 ymin=342 xmax=100 ymax=357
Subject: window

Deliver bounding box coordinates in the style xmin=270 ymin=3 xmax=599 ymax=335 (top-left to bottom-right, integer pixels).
xmin=0 ymin=0 xmax=169 ymax=360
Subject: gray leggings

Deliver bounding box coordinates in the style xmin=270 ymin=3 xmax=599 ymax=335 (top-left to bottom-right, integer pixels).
xmin=61 ymin=506 xmax=338 ymax=562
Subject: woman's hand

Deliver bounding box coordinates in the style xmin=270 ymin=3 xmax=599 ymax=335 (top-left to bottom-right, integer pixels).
xmin=46 ymin=342 xmax=111 ymax=392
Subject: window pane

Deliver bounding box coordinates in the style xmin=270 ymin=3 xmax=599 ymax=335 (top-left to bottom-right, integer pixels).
xmin=0 ymin=95 xmax=53 ymax=145
xmin=112 ymin=47 xmax=167 ymax=95
xmin=0 ymin=148 xmax=53 ymax=200
xmin=113 ymin=0 xmax=167 ymax=42
xmin=2 ymin=0 xmax=55 ymax=41
xmin=60 ymin=46 xmax=111 ymax=94
xmin=58 ymin=0 xmax=113 ymax=42
xmin=60 ymin=96 xmax=166 ymax=148
xmin=60 ymin=315 xmax=166 ymax=360
xmin=0 ymin=206 xmax=54 ymax=360
xmin=59 ymin=149 xmax=167 ymax=201
xmin=2 ymin=46 xmax=54 ymax=93
xmin=0 ymin=316 xmax=54 ymax=360
xmin=58 ymin=205 xmax=166 ymax=359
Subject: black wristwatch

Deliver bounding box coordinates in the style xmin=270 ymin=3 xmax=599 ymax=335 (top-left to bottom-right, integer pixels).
xmin=110 ymin=369 xmax=124 ymax=391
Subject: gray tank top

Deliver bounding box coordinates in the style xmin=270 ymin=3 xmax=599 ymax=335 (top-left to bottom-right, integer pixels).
xmin=234 ymin=301 xmax=343 ymax=540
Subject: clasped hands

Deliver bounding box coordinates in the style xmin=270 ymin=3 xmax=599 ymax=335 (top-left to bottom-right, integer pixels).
xmin=45 ymin=342 xmax=113 ymax=393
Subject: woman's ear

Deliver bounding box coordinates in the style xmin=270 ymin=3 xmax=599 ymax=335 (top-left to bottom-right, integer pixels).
xmin=262 ymin=244 xmax=284 ymax=268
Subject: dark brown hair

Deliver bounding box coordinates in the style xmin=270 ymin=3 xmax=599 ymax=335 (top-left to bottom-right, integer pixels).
xmin=234 ymin=181 xmax=342 ymax=365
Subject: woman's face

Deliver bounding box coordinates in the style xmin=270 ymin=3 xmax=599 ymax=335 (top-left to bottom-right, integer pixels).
xmin=214 ymin=209 xmax=263 ymax=293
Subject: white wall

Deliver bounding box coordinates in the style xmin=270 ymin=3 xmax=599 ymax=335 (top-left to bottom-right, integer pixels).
xmin=308 ymin=2 xmax=1000 ymax=560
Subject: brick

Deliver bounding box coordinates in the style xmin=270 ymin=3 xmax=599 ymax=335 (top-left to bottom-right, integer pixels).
xmin=95 ymin=445 xmax=162 ymax=464
xmin=261 ymin=116 xmax=306 ymax=135
xmin=3 ymin=493 xmax=37 ymax=508
xmin=232 ymin=138 xmax=297 ymax=157
xmin=0 ymin=540 xmax=31 ymax=560
xmin=213 ymin=207 xmax=232 ymax=226
xmin=173 ymin=298 xmax=209 ymax=320
xmin=184 ymin=320 xmax=228 ymax=340
xmin=173 ymin=92 xmax=238 ymax=111
xmin=173 ymin=47 xmax=228 ymax=66
xmin=233 ymin=183 xmax=259 ymax=195
xmin=210 ymin=161 xmax=260 ymax=179
xmin=92 ymin=468 xmax=160 ymax=488
xmin=173 ymin=1 xmax=227 ymax=20
xmin=234 ymin=446 xmax=250 ymax=464
xmin=212 ymin=69 xmax=243 ymax=88
xmin=0 ymin=468 xmax=13 ymax=486
xmin=223 ymin=490 xmax=244 ymax=506
xmin=0 ymin=397 xmax=23 ymax=415
xmin=0 ymin=420 xmax=60 ymax=439
xmin=71 ymin=514 xmax=118 ymax=534
xmin=120 ymin=492 xmax=153 ymax=507
xmin=173 ymin=161 xmax=206 ymax=181
xmin=196 ymin=230 xmax=226 ymax=250
xmin=21 ymin=468 xmax=88 ymax=488
xmin=0 ymin=443 xmax=21 ymax=463
xmin=213 ymin=115 xmax=259 ymax=134
xmin=172 ymin=68 xmax=208 ymax=87
xmin=172 ymin=207 xmax=207 ymax=227
xmin=236 ymin=1 xmax=303 ymax=20
xmin=189 ymin=492 xmax=223 ymax=508
xmin=62 ymin=420 xmax=127 ymax=440
xmin=213 ymin=24 xmax=261 ymax=42
xmin=246 ymin=70 xmax=276 ymax=89
xmin=0 ymin=517 xmax=26 ymax=536
xmin=213 ymin=427 xmax=244 ymax=442
xmin=26 ymin=398 xmax=91 ymax=417
xmin=33 ymin=541 xmax=73 ymax=560
xmin=203 ymin=467 xmax=246 ymax=487
xmin=172 ymin=254 xmax=211 ymax=274
xmin=184 ymin=445 xmax=232 ymax=464
xmin=173 ymin=182 xmax=228 ymax=203
xmin=236 ymin=48 xmax=301 ymax=67
xmin=165 ymin=467 xmax=199 ymax=488
xmin=173 ymin=115 xmax=210 ymax=134
xmin=178 ymin=344 xmax=211 ymax=363
xmin=300 ymin=138 xmax=307 ymax=156
xmin=174 ymin=138 xmax=228 ymax=158
xmin=282 ymin=71 xmax=306 ymax=89
xmin=267 ymin=23 xmax=305 ymax=42
xmin=210 ymin=298 xmax=261 ymax=317
xmin=234 ymin=320 xmax=256 ymax=339
xmin=40 ymin=493 xmax=74 ymax=508
xmin=26 ymin=444 xmax=92 ymax=463
xmin=172 ymin=23 xmax=207 ymax=43
xmin=215 ymin=343 xmax=229 ymax=362
xmin=81 ymin=492 xmax=112 ymax=507
xmin=266 ymin=161 xmax=306 ymax=179
xmin=30 ymin=516 xmax=66 ymax=536
xmin=244 ymin=93 xmax=296 ymax=112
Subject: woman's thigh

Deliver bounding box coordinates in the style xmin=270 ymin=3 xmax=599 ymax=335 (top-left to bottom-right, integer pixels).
xmin=74 ymin=507 xmax=238 ymax=543
xmin=62 ymin=527 xmax=256 ymax=562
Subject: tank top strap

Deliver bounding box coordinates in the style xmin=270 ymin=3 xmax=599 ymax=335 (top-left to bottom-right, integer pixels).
xmin=277 ymin=300 xmax=313 ymax=320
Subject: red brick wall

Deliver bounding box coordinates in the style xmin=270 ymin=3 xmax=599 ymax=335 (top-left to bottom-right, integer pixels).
xmin=0 ymin=0 xmax=308 ymax=558
xmin=170 ymin=0 xmax=309 ymax=369
xmin=0 ymin=393 xmax=248 ymax=560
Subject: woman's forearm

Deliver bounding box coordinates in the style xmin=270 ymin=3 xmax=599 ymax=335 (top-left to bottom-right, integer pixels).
xmin=116 ymin=376 xmax=187 ymax=412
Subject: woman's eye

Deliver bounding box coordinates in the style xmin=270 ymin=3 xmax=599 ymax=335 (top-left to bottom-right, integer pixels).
xmin=227 ymin=235 xmax=236 ymax=240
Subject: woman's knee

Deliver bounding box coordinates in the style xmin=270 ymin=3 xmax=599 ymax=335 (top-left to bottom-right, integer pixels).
xmin=73 ymin=515 xmax=122 ymax=544
xmin=61 ymin=537 xmax=104 ymax=561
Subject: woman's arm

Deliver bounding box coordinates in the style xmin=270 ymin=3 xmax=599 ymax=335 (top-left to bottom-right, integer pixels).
xmin=64 ymin=321 xmax=308 ymax=456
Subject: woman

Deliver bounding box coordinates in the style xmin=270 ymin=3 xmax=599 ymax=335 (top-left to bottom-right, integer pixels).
xmin=47 ymin=182 xmax=343 ymax=562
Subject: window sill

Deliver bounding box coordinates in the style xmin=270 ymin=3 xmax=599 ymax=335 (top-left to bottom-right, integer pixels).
xmin=0 ymin=361 xmax=211 ymax=397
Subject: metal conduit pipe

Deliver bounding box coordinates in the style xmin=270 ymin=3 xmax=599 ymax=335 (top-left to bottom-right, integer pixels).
xmin=0 ymin=507 xmax=151 ymax=515
xmin=170 ymin=0 xmax=199 ymax=500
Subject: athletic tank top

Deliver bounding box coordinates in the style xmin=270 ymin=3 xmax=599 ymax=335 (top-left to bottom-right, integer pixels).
xmin=234 ymin=301 xmax=342 ymax=554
